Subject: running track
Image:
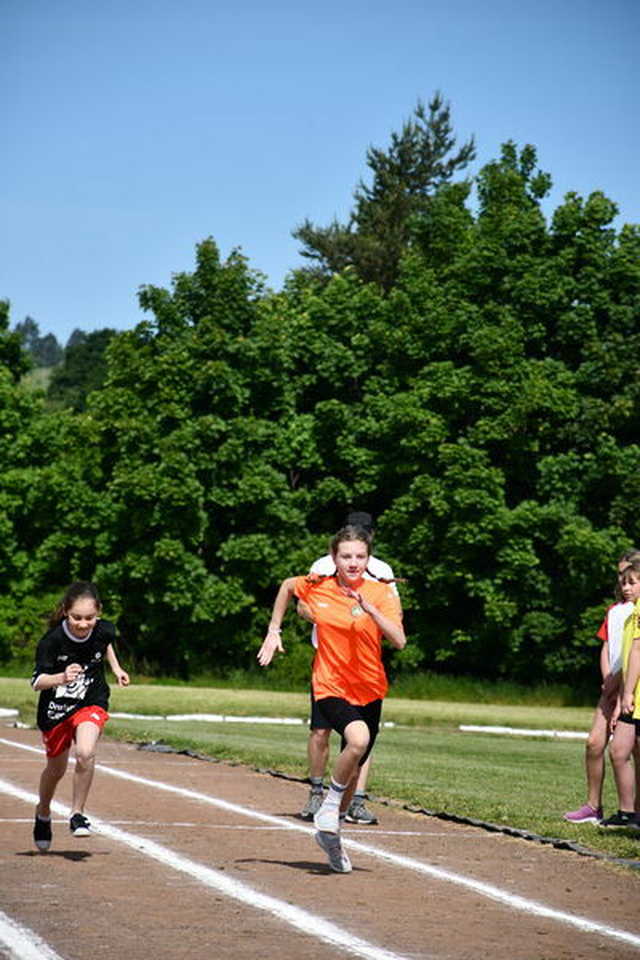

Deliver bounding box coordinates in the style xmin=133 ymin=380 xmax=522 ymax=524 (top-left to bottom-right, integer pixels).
xmin=1 ymin=729 xmax=639 ymax=960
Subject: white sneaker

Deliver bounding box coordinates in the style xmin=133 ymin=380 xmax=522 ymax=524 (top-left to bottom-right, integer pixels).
xmin=313 ymin=803 xmax=340 ymax=834
xmin=315 ymin=831 xmax=352 ymax=873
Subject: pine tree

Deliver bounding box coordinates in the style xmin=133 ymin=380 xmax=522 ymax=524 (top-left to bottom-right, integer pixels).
xmin=293 ymin=92 xmax=475 ymax=289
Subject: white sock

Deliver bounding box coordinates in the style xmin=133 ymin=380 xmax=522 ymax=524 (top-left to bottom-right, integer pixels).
xmin=322 ymin=778 xmax=347 ymax=812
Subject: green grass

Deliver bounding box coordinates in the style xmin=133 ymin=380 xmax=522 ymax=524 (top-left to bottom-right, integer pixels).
xmin=2 ymin=677 xmax=639 ymax=865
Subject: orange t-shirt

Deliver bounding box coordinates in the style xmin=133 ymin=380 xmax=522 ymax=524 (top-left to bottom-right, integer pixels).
xmin=294 ymin=575 xmax=402 ymax=705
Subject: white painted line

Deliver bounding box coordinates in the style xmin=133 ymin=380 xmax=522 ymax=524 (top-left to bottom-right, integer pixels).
xmin=0 ymin=708 xmax=18 ymax=718
xmin=2 ymin=737 xmax=639 ymax=951
xmin=170 ymin=714 xmax=305 ymax=725
xmin=0 ymin=776 xmax=409 ymax=960
xmin=109 ymin=711 xmax=394 ymax=727
xmin=110 ymin=712 xmax=166 ymax=720
xmin=110 ymin=711 xmax=303 ymax=725
xmin=0 ymin=908 xmax=66 ymax=960
xmin=459 ymin=725 xmax=587 ymax=740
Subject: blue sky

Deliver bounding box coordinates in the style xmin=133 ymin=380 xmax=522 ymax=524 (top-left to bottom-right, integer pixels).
xmin=2 ymin=0 xmax=638 ymax=345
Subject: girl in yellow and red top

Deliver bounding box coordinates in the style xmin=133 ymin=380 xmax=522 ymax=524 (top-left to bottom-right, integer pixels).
xmin=599 ymin=560 xmax=640 ymax=828
xmin=563 ymin=548 xmax=640 ymax=824
xmin=257 ymin=524 xmax=405 ymax=873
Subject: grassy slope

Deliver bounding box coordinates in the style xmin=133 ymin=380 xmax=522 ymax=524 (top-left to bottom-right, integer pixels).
xmin=2 ymin=678 xmax=638 ymax=865
xmin=21 ymin=366 xmax=54 ymax=392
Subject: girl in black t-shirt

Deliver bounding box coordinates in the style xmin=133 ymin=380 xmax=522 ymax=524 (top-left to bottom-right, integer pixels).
xmin=31 ymin=582 xmax=129 ymax=851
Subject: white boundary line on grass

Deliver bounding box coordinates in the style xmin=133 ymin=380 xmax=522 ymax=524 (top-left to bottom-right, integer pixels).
xmin=0 ymin=909 xmax=66 ymax=960
xmin=109 ymin=712 xmax=397 ymax=727
xmin=459 ymin=724 xmax=587 ymax=739
xmin=2 ymin=737 xmax=640 ymax=952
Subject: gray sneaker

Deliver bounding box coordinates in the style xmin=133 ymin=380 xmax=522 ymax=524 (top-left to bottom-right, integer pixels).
xmin=300 ymin=789 xmax=324 ymax=821
xmin=345 ymin=797 xmax=378 ymax=825
xmin=315 ymin=830 xmax=352 ymax=873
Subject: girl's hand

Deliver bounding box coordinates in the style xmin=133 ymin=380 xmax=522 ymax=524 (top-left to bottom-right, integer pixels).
xmin=622 ymin=691 xmax=635 ymax=716
xmin=609 ymin=695 xmax=621 ymax=732
xmin=257 ymin=629 xmax=284 ymax=667
xmin=64 ymin=663 xmax=84 ymax=683
xmin=115 ymin=669 xmax=130 ymax=687
xmin=339 ymin=585 xmax=374 ymax=614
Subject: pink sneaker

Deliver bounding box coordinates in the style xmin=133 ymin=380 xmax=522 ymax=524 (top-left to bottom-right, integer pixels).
xmin=563 ymin=803 xmax=603 ymax=823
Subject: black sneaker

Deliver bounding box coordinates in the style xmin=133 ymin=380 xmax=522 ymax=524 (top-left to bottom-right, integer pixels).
xmin=345 ymin=797 xmax=378 ymax=825
xmin=599 ymin=810 xmax=640 ymax=829
xmin=33 ymin=813 xmax=52 ymax=852
xmin=69 ymin=813 xmax=92 ymax=837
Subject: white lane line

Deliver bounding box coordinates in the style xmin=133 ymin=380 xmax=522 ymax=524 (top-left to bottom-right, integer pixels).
xmin=0 ymin=818 xmax=436 ymax=836
xmin=110 ymin=712 xmax=396 ymax=727
xmin=0 ymin=776 xmax=409 ymax=960
xmin=0 ymin=909 xmax=66 ymax=960
xmin=2 ymin=737 xmax=640 ymax=951
xmin=460 ymin=725 xmax=587 ymax=740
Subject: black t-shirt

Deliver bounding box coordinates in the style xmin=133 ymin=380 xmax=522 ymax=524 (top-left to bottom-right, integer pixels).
xmin=32 ymin=620 xmax=116 ymax=731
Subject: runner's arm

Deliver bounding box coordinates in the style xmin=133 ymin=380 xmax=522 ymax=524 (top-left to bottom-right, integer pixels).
xmin=343 ymin=588 xmax=406 ymax=650
xmin=107 ymin=643 xmax=130 ymax=687
xmin=600 ymin=638 xmax=611 ymax=684
xmin=32 ymin=664 xmax=84 ymax=691
xmin=364 ymin=604 xmax=406 ymax=650
xmin=257 ymin=577 xmax=298 ymax=666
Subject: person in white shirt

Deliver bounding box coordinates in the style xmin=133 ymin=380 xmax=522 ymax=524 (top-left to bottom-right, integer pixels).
xmin=563 ymin=549 xmax=640 ymax=823
xmin=299 ymin=511 xmax=401 ymax=825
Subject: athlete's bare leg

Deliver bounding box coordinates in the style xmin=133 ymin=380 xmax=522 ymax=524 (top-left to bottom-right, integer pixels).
xmin=37 ymin=750 xmax=69 ymax=817
xmin=71 ymin=721 xmax=102 ymax=815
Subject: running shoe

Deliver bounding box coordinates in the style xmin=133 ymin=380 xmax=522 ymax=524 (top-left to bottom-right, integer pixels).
xmin=562 ymin=803 xmax=603 ymax=824
xmin=315 ymin=831 xmax=352 ymax=873
xmin=300 ymin=789 xmax=324 ymax=821
xmin=33 ymin=813 xmax=52 ymax=852
xmin=345 ymin=797 xmax=379 ymax=825
xmin=69 ymin=813 xmax=92 ymax=837
xmin=599 ymin=810 xmax=640 ymax=829
xmin=314 ymin=804 xmax=340 ymax=834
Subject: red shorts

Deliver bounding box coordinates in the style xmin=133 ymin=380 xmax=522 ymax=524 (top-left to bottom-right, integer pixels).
xmin=42 ymin=705 xmax=109 ymax=758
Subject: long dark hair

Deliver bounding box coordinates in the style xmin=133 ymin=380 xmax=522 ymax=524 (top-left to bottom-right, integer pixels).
xmin=48 ymin=582 xmax=102 ymax=629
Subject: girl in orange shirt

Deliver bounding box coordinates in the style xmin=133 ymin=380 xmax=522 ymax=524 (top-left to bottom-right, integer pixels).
xmin=257 ymin=525 xmax=405 ymax=873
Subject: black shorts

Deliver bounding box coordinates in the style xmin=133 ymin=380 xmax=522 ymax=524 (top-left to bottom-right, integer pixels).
xmin=315 ymin=697 xmax=382 ymax=766
xmin=309 ymin=690 xmax=332 ymax=730
xmin=618 ymin=713 xmax=640 ymax=734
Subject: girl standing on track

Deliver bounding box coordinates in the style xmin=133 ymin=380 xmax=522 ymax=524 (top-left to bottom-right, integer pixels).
xmin=257 ymin=525 xmax=405 ymax=873
xmin=31 ymin=581 xmax=129 ymax=852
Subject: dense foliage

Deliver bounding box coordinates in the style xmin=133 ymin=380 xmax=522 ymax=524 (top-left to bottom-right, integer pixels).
xmin=1 ymin=137 xmax=639 ymax=685
xmin=47 ymin=328 xmax=118 ymax=411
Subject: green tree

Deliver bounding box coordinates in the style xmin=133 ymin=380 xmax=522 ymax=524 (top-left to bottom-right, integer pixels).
xmin=48 ymin=328 xmax=119 ymax=411
xmin=293 ymin=92 xmax=475 ymax=289
xmin=353 ymin=144 xmax=640 ymax=681
xmin=2 ymin=138 xmax=639 ymax=689
xmin=13 ymin=315 xmax=63 ymax=367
